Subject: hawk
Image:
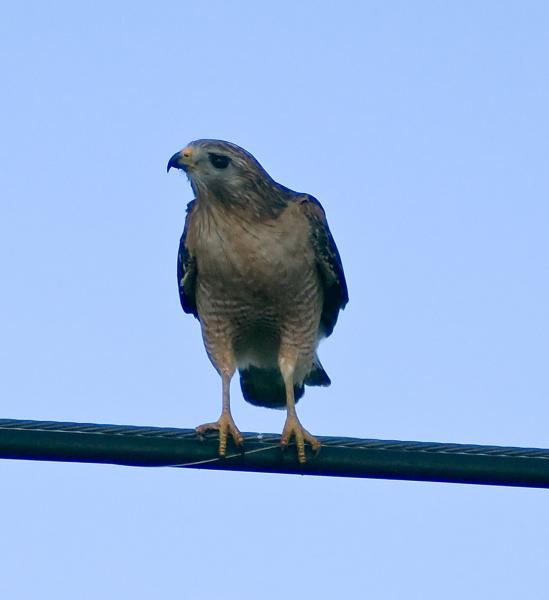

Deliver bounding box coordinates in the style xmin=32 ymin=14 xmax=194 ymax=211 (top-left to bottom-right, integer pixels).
xmin=167 ymin=140 xmax=348 ymax=463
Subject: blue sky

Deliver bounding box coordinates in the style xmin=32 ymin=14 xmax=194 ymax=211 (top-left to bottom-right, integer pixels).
xmin=1 ymin=1 xmax=549 ymax=598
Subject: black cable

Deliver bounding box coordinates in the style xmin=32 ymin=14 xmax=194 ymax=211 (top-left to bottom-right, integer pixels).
xmin=1 ymin=418 xmax=548 ymax=488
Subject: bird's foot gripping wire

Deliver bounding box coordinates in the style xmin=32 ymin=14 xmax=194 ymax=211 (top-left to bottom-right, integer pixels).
xmin=280 ymin=414 xmax=321 ymax=464
xmin=196 ymin=411 xmax=244 ymax=457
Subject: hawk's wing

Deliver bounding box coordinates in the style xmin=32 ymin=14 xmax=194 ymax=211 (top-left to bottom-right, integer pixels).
xmin=177 ymin=199 xmax=199 ymax=318
xmin=298 ymin=195 xmax=349 ymax=337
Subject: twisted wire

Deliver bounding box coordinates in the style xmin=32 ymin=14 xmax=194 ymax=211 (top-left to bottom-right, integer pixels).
xmin=1 ymin=418 xmax=548 ymax=460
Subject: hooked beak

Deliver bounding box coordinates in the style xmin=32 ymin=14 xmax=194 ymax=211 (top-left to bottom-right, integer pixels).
xmin=167 ymin=147 xmax=193 ymax=173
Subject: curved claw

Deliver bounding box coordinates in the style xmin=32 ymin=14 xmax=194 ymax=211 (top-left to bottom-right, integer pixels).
xmin=280 ymin=415 xmax=321 ymax=464
xmin=196 ymin=412 xmax=243 ymax=456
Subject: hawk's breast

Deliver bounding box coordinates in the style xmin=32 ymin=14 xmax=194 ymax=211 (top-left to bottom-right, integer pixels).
xmin=190 ymin=202 xmax=317 ymax=299
xmin=188 ymin=201 xmax=324 ymax=371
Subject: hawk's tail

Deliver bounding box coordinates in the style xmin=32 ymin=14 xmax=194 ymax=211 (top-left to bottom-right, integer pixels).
xmin=239 ymin=357 xmax=331 ymax=409
xmin=304 ymin=356 xmax=332 ymax=387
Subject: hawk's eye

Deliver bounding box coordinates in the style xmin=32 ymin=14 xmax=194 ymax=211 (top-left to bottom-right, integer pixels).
xmin=208 ymin=153 xmax=230 ymax=169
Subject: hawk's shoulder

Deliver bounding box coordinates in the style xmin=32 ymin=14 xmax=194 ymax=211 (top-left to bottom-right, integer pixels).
xmin=294 ymin=194 xmax=349 ymax=337
xmin=177 ymin=199 xmax=198 ymax=318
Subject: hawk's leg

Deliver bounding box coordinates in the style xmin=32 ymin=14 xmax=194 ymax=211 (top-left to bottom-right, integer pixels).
xmin=196 ymin=370 xmax=243 ymax=456
xmin=279 ymin=356 xmax=321 ymax=464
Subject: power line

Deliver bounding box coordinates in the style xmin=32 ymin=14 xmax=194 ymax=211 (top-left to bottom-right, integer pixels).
xmin=1 ymin=418 xmax=549 ymax=488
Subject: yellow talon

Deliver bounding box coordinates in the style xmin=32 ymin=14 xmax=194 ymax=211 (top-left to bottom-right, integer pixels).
xmin=280 ymin=414 xmax=320 ymax=463
xmin=196 ymin=411 xmax=243 ymax=456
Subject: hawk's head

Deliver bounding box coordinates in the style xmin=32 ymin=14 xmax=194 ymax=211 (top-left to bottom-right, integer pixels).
xmin=167 ymin=139 xmax=273 ymax=198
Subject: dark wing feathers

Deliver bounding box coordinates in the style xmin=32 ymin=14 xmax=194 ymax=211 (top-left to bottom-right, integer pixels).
xmin=177 ymin=200 xmax=198 ymax=318
xmin=299 ymin=195 xmax=348 ymax=337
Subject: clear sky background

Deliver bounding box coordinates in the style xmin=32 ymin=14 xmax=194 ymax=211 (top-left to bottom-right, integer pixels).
xmin=1 ymin=1 xmax=549 ymax=598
